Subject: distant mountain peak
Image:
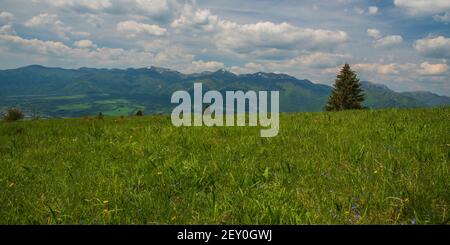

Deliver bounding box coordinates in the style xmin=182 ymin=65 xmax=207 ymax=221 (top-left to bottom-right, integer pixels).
xmin=213 ymin=68 xmax=236 ymax=75
xmin=149 ymin=66 xmax=179 ymax=74
xmin=360 ymin=81 xmax=391 ymax=91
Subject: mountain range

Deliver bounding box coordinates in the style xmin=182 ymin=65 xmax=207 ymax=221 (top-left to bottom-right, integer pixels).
xmin=0 ymin=65 xmax=449 ymax=118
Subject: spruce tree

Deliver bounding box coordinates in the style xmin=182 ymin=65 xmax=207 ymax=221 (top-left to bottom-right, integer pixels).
xmin=326 ymin=64 xmax=365 ymax=111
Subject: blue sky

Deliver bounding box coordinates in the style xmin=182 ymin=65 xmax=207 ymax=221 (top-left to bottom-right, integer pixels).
xmin=0 ymin=0 xmax=449 ymax=95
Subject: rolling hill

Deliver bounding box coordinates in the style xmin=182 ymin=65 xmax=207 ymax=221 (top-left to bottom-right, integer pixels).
xmin=0 ymin=65 xmax=448 ymax=117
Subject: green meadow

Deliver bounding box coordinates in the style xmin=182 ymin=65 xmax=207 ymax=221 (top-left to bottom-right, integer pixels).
xmin=0 ymin=107 xmax=448 ymax=224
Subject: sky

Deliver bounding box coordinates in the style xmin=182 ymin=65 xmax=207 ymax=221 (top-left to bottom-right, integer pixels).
xmin=0 ymin=0 xmax=449 ymax=95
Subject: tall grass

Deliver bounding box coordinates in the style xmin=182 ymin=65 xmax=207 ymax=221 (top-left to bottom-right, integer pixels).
xmin=0 ymin=108 xmax=448 ymax=224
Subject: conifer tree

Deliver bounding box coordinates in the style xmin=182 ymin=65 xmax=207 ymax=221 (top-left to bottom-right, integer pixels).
xmin=326 ymin=64 xmax=365 ymax=111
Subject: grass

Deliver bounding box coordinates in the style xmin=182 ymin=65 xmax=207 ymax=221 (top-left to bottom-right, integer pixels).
xmin=44 ymin=94 xmax=87 ymax=100
xmin=57 ymin=103 xmax=92 ymax=111
xmin=0 ymin=107 xmax=448 ymax=224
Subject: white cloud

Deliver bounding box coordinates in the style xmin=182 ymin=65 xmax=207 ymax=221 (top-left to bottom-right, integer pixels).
xmin=172 ymin=6 xmax=347 ymax=57
xmin=433 ymin=12 xmax=450 ymax=22
xmin=0 ymin=25 xmax=15 ymax=35
xmin=0 ymin=33 xmax=74 ymax=56
xmin=84 ymin=14 xmax=104 ymax=28
xmin=117 ymin=20 xmax=167 ymax=37
xmin=25 ymin=13 xmax=58 ymax=27
xmin=74 ymin=39 xmax=97 ymax=49
xmin=353 ymin=7 xmax=365 ymax=15
xmin=414 ymin=36 xmax=450 ymax=59
xmin=394 ymin=0 xmax=450 ymax=22
xmin=282 ymin=52 xmax=351 ymax=69
xmin=135 ymin=0 xmax=170 ymax=16
xmin=394 ymin=0 xmax=450 ymax=15
xmin=25 ymin=13 xmax=71 ymax=39
xmin=353 ymin=6 xmax=379 ymax=16
xmin=374 ymin=35 xmax=403 ymax=48
xmin=0 ymin=11 xmax=15 ymax=35
xmin=354 ymin=63 xmax=401 ymax=75
xmin=0 ymin=11 xmax=14 ymax=24
xmin=38 ymin=0 xmax=178 ymax=22
xmin=0 ymin=32 xmax=195 ymax=68
xmin=188 ymin=60 xmax=225 ymax=73
xmin=218 ymin=22 xmax=347 ymax=52
xmin=367 ymin=28 xmax=382 ymax=39
xmin=418 ymin=62 xmax=448 ymax=75
xmin=228 ymin=52 xmax=351 ymax=76
xmin=25 ymin=13 xmax=90 ymax=40
xmin=368 ymin=6 xmax=378 ymax=15
xmin=171 ymin=6 xmax=220 ymax=32
xmin=367 ymin=28 xmax=403 ymax=48
xmin=230 ymin=62 xmax=263 ymax=74
xmin=42 ymin=0 xmax=113 ymax=12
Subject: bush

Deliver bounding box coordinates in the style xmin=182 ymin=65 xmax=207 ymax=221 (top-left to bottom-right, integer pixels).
xmin=97 ymin=112 xmax=104 ymax=120
xmin=3 ymin=108 xmax=25 ymax=122
xmin=136 ymin=110 xmax=143 ymax=116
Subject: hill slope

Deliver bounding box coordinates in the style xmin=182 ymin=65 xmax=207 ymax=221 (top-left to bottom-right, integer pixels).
xmin=0 ymin=65 xmax=448 ymax=117
xmin=0 ymin=107 xmax=448 ymax=224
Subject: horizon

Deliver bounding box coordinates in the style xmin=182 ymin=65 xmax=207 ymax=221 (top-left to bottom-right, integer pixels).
xmin=0 ymin=0 xmax=449 ymax=96
xmin=2 ymin=63 xmax=448 ymax=96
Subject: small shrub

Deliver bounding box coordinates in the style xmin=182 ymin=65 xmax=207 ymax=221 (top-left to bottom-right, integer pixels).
xmin=136 ymin=110 xmax=143 ymax=116
xmin=3 ymin=108 xmax=24 ymax=122
xmin=97 ymin=112 xmax=104 ymax=120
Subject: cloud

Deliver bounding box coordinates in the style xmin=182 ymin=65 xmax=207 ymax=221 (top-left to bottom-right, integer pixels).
xmin=283 ymin=52 xmax=351 ymax=69
xmin=433 ymin=12 xmax=450 ymax=22
xmin=374 ymin=35 xmax=403 ymax=48
xmin=216 ymin=22 xmax=348 ymax=54
xmin=37 ymin=0 xmax=179 ymax=23
xmin=74 ymin=39 xmax=97 ymax=49
xmin=418 ymin=62 xmax=448 ymax=75
xmin=368 ymin=6 xmax=378 ymax=15
xmin=0 ymin=11 xmax=14 ymax=24
xmin=394 ymin=0 xmax=450 ymax=15
xmin=353 ymin=63 xmax=401 ymax=75
xmin=117 ymin=20 xmax=167 ymax=37
xmin=25 ymin=13 xmax=70 ymax=39
xmin=394 ymin=0 xmax=450 ymax=22
xmin=0 ymin=32 xmax=194 ymax=68
xmin=171 ymin=5 xmax=347 ymax=57
xmin=367 ymin=28 xmax=382 ymax=39
xmin=84 ymin=14 xmax=104 ymax=28
xmin=0 ymin=25 xmax=15 ymax=35
xmin=228 ymin=52 xmax=351 ymax=76
xmin=353 ymin=6 xmax=379 ymax=16
xmin=171 ymin=6 xmax=220 ymax=32
xmin=414 ymin=36 xmax=450 ymax=59
xmin=353 ymin=7 xmax=365 ymax=15
xmin=25 ymin=13 xmax=57 ymax=27
xmin=0 ymin=33 xmax=75 ymax=56
xmin=367 ymin=29 xmax=403 ymax=48
xmin=230 ymin=62 xmax=263 ymax=74
xmin=134 ymin=0 xmax=171 ymax=18
xmin=188 ymin=60 xmax=225 ymax=73
xmin=25 ymin=13 xmax=90 ymax=40
xmin=41 ymin=0 xmax=113 ymax=13
xmin=0 ymin=11 xmax=15 ymax=35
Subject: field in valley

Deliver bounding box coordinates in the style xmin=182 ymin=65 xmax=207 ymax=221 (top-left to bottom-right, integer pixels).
xmin=0 ymin=107 xmax=449 ymax=224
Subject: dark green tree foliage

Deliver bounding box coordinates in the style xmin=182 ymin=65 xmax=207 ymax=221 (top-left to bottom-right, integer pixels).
xmin=326 ymin=64 xmax=365 ymax=111
xmin=3 ymin=108 xmax=25 ymax=122
xmin=135 ymin=110 xmax=143 ymax=116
